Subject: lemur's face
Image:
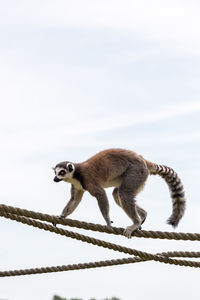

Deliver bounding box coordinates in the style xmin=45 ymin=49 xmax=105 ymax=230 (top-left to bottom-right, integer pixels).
xmin=53 ymin=162 xmax=75 ymax=182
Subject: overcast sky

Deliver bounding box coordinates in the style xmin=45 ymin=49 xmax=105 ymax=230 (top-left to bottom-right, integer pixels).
xmin=0 ymin=1 xmax=200 ymax=300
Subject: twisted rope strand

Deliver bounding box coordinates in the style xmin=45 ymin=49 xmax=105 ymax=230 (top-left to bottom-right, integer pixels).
xmin=0 ymin=203 xmax=200 ymax=277
xmin=0 ymin=212 xmax=200 ymax=269
xmin=0 ymin=204 xmax=199 ymax=241
xmin=1 ymin=251 xmax=200 ymax=277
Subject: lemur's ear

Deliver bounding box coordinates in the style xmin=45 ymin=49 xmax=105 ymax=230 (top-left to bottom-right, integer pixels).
xmin=67 ymin=163 xmax=74 ymax=173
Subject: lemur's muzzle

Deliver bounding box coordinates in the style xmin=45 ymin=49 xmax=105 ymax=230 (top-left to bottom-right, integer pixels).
xmin=54 ymin=176 xmax=62 ymax=182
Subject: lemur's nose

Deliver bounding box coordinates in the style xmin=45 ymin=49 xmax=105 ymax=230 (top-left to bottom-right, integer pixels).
xmin=54 ymin=176 xmax=62 ymax=182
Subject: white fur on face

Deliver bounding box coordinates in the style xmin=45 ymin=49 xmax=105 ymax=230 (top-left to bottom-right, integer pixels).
xmin=54 ymin=167 xmax=65 ymax=180
xmin=55 ymin=166 xmax=74 ymax=181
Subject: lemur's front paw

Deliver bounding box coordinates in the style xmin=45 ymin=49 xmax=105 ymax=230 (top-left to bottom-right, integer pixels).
xmin=52 ymin=215 xmax=65 ymax=227
xmin=107 ymin=224 xmax=112 ymax=229
xmin=59 ymin=214 xmax=66 ymax=219
xmin=106 ymin=221 xmax=114 ymax=231
xmin=52 ymin=221 xmax=57 ymax=227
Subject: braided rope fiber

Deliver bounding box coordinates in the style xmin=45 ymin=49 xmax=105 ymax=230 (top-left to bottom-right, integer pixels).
xmin=0 ymin=204 xmax=200 ymax=277
xmin=0 ymin=204 xmax=199 ymax=241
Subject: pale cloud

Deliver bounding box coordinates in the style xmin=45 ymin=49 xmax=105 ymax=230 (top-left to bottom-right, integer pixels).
xmin=1 ymin=0 xmax=200 ymax=47
xmin=0 ymin=1 xmax=200 ymax=300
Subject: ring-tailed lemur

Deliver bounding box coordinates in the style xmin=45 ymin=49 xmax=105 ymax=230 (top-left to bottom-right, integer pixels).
xmin=53 ymin=148 xmax=185 ymax=238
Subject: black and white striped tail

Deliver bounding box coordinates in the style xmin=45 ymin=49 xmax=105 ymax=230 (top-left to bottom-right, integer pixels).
xmin=153 ymin=164 xmax=186 ymax=227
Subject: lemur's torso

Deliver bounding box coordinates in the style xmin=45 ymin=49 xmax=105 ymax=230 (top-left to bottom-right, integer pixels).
xmin=53 ymin=148 xmax=186 ymax=238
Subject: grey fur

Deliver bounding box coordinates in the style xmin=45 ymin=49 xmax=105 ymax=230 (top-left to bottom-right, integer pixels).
xmin=152 ymin=164 xmax=186 ymax=227
xmin=53 ymin=148 xmax=186 ymax=238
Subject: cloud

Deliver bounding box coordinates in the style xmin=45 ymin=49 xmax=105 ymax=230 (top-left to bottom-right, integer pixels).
xmin=0 ymin=100 xmax=199 ymax=166
xmin=0 ymin=3 xmax=200 ymax=300
xmin=1 ymin=0 xmax=200 ymax=47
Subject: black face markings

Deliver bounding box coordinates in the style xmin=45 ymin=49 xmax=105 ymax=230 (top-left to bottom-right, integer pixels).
xmin=54 ymin=176 xmax=62 ymax=182
xmin=58 ymin=170 xmax=66 ymax=176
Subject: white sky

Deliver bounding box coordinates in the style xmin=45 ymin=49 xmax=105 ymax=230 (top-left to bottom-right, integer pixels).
xmin=0 ymin=1 xmax=200 ymax=300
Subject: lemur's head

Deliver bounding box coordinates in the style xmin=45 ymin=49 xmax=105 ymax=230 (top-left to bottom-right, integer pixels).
xmin=53 ymin=161 xmax=75 ymax=182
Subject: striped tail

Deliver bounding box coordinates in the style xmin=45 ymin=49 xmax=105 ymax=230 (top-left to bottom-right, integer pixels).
xmin=149 ymin=163 xmax=186 ymax=227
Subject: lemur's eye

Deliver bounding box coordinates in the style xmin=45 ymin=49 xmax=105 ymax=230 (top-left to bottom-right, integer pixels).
xmin=59 ymin=170 xmax=66 ymax=176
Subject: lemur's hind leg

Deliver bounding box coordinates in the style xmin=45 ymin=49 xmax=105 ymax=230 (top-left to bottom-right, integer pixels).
xmin=112 ymin=188 xmax=147 ymax=225
xmin=118 ymin=163 xmax=148 ymax=238
xmin=112 ymin=188 xmax=121 ymax=207
xmin=136 ymin=205 xmax=147 ymax=225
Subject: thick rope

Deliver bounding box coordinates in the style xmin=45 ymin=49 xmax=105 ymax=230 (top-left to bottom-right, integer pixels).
xmin=0 ymin=204 xmax=199 ymax=241
xmin=0 ymin=204 xmax=200 ymax=276
xmin=1 ymin=251 xmax=200 ymax=277
xmin=0 ymin=211 xmax=200 ymax=269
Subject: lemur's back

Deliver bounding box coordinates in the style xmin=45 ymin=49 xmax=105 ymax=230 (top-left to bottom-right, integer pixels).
xmin=82 ymin=148 xmax=149 ymax=181
xmin=85 ymin=148 xmax=140 ymax=163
